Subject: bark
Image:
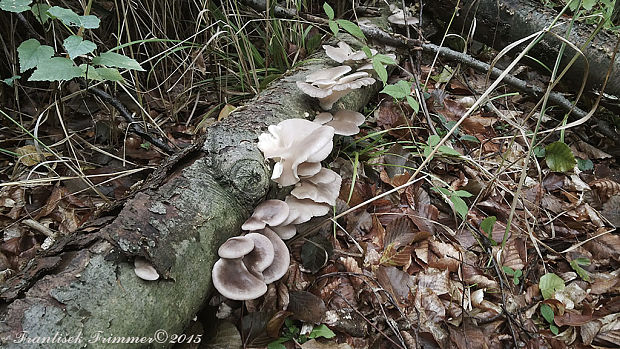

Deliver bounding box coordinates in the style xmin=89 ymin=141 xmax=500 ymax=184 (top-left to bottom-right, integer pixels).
xmin=425 ymin=0 xmax=620 ymax=97
xmin=0 ymin=22 xmax=385 ymax=349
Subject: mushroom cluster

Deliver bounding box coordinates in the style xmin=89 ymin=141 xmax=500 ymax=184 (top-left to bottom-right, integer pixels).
xmin=296 ymin=66 xmax=375 ymax=110
xmin=212 ymin=228 xmax=289 ymax=300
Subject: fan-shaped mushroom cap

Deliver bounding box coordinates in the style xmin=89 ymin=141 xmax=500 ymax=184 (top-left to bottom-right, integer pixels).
xmin=270 ymin=224 xmax=297 ymax=240
xmin=260 ymin=227 xmax=290 ymax=283
xmin=242 ymin=200 xmax=289 ymax=231
xmin=242 ymin=233 xmax=275 ymax=275
xmin=323 ymin=41 xmax=377 ymax=63
xmin=388 ymin=9 xmax=419 ymax=26
xmin=291 ymin=168 xmax=342 ymax=205
xmin=212 ymin=258 xmax=268 ymax=300
xmin=218 ymin=235 xmax=255 ymax=259
xmin=297 ymin=67 xmax=376 ymax=110
xmin=313 ymin=110 xmax=365 ymax=136
xmin=281 ymin=195 xmax=330 ymax=226
xmin=297 ymin=162 xmax=322 ymax=178
xmin=258 ymin=119 xmax=335 ymax=187
xmin=134 ymin=257 xmax=160 ymax=281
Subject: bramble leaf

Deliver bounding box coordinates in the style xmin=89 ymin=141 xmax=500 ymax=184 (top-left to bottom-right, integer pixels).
xmin=92 ymin=52 xmax=145 ymax=71
xmin=17 ymin=39 xmax=54 ymax=73
xmin=0 ymin=0 xmax=31 ymax=13
xmin=29 ymin=57 xmax=82 ymax=81
xmin=63 ymin=35 xmax=96 ymax=60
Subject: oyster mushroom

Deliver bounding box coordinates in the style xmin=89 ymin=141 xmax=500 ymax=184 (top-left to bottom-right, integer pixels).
xmin=134 ymin=257 xmax=159 ymax=281
xmin=388 ymin=7 xmax=419 ymax=27
xmin=313 ymin=110 xmax=365 ymax=136
xmin=297 ymin=66 xmax=376 ymax=110
xmin=323 ymin=41 xmax=377 ymax=63
xmin=257 ymin=119 xmax=335 ymax=187
xmin=260 ymin=227 xmax=290 ymax=283
xmin=271 ymin=195 xmax=331 ymax=239
xmin=241 ymin=199 xmax=289 ymax=231
xmin=291 ymin=167 xmax=342 ymax=206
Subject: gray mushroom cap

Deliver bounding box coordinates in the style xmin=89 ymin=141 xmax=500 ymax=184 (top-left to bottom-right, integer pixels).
xmin=291 ymin=168 xmax=342 ymax=206
xmin=212 ymin=258 xmax=268 ymax=300
xmin=323 ymin=41 xmax=377 ymax=63
xmin=218 ymin=235 xmax=255 ymax=259
xmin=388 ymin=9 xmax=419 ymax=26
xmin=242 ymin=233 xmax=275 ymax=275
xmin=241 ymin=199 xmax=290 ymax=231
xmin=260 ymin=227 xmax=291 ymax=283
xmin=297 ymin=66 xmax=376 ymax=110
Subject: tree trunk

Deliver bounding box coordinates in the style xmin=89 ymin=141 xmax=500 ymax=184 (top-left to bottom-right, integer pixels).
xmin=425 ymin=0 xmax=620 ymax=97
xmin=0 ymin=26 xmax=385 ymax=349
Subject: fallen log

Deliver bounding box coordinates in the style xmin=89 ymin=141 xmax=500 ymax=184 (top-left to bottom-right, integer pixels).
xmin=0 ymin=27 xmax=383 ymax=349
xmin=424 ymin=0 xmax=620 ymax=97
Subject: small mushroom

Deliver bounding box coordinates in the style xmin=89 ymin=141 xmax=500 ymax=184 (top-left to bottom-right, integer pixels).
xmin=217 ymin=235 xmax=255 ymax=259
xmin=388 ymin=7 xmax=419 ymax=27
xmin=241 ymin=200 xmax=289 ymax=231
xmin=291 ymin=168 xmax=342 ymax=205
xmin=297 ymin=67 xmax=376 ymax=110
xmin=134 ymin=257 xmax=160 ymax=281
xmin=260 ymin=227 xmax=290 ymax=283
xmin=323 ymin=41 xmax=377 ymax=63
xmin=258 ymin=119 xmax=335 ymax=186
xmin=313 ymin=110 xmax=365 ymax=136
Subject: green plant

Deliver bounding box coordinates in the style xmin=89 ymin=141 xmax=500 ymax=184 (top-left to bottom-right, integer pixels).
xmin=431 ymin=186 xmax=472 ymax=219
xmin=502 ymin=266 xmax=523 ymax=285
xmin=480 ymin=216 xmax=497 ymax=245
xmin=1 ymin=1 xmax=143 ymax=84
xmin=569 ymin=257 xmax=591 ymax=281
xmin=268 ymin=319 xmax=335 ymax=349
xmin=545 ymin=141 xmax=576 ymax=172
xmin=539 ymin=273 xmax=565 ymax=300
xmin=380 ymin=80 xmax=420 ymax=113
xmin=540 ymin=303 xmax=560 ymax=335
xmin=422 ymin=135 xmax=461 ymax=159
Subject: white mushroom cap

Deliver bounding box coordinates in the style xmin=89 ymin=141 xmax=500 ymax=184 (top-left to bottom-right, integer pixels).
xmin=270 ymin=224 xmax=297 ymax=240
xmin=260 ymin=227 xmax=290 ymax=283
xmin=313 ymin=110 xmax=365 ymax=136
xmin=134 ymin=257 xmax=160 ymax=281
xmin=388 ymin=9 xmax=419 ymax=26
xmin=218 ymin=236 xmax=254 ymax=259
xmin=291 ymin=168 xmax=342 ymax=205
xmin=297 ymin=162 xmax=322 ymax=178
xmin=241 ymin=200 xmax=289 ymax=231
xmin=297 ymin=66 xmax=376 ymax=110
xmin=281 ymin=195 xmax=330 ymax=225
xmin=258 ymin=119 xmax=335 ymax=187
xmin=212 ymin=258 xmax=268 ymax=300
xmin=323 ymin=41 xmax=377 ymax=63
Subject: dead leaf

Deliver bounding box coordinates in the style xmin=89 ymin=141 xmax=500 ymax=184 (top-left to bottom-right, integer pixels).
xmin=376 ymin=266 xmax=412 ymax=304
xmin=288 ymin=291 xmax=327 ymax=324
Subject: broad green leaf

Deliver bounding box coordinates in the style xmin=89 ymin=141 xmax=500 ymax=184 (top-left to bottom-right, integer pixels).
xmin=17 ymin=39 xmax=54 ymax=73
xmin=29 ymin=57 xmax=82 ymax=81
xmin=453 ymin=190 xmax=473 ymax=197
xmin=460 ymin=134 xmax=480 ymax=143
xmin=539 ymin=273 xmax=565 ymax=300
xmin=323 ymin=2 xmax=334 ymax=20
xmin=502 ymin=266 xmax=515 ymax=276
xmin=336 ymin=19 xmax=365 ymax=40
xmin=569 ymin=259 xmax=590 ymax=281
xmin=438 ymin=145 xmax=461 ymax=156
xmin=381 ymin=84 xmax=407 ymax=99
xmin=540 ymin=303 xmax=555 ymax=324
xmin=428 ymin=134 xmax=440 ymax=147
xmin=47 ymin=6 xmax=100 ymax=28
xmin=1 ymin=75 xmax=20 ymax=86
xmin=450 ymin=196 xmax=469 ymax=219
xmin=92 ymin=52 xmax=145 ymax=71
xmin=406 ymin=95 xmax=419 ymax=114
xmin=361 ymin=46 xmax=372 ymax=58
xmin=63 ymin=35 xmax=96 ymax=60
xmin=0 ymin=0 xmax=31 ymax=13
xmin=577 ymin=158 xmax=593 ymax=171
xmin=550 ymin=324 xmax=559 ymax=335
xmin=373 ymin=53 xmax=396 ymax=65
xmin=480 ymin=216 xmax=497 ymax=235
xmin=582 ymin=0 xmax=597 ymax=10
xmin=328 ymin=21 xmax=339 ymax=36
xmin=30 ymin=3 xmax=50 ymax=24
xmin=545 ymin=141 xmax=576 ymax=172
xmin=431 ymin=186 xmax=452 ymax=196
xmin=79 ymin=65 xmax=124 ymax=82
xmin=372 ymin=56 xmax=388 ymax=84
xmin=309 ymin=324 xmax=335 ymax=339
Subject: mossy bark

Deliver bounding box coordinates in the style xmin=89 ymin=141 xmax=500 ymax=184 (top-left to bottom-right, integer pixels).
xmin=0 ymin=24 xmax=384 ymax=349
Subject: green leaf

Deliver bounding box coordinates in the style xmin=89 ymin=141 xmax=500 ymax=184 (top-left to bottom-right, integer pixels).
xmin=0 ymin=0 xmax=31 ymax=13
xmin=29 ymin=57 xmax=82 ymax=81
xmin=309 ymin=325 xmax=335 ymax=339
xmin=30 ymin=3 xmax=50 ymax=24
xmin=373 ymin=53 xmax=396 ymax=65
xmin=574 ymin=257 xmax=591 ymax=266
xmin=539 ymin=273 xmax=565 ymax=300
xmin=79 ymin=65 xmax=124 ymax=82
xmin=406 ymin=96 xmax=419 ymax=114
xmin=267 ymin=342 xmax=286 ymax=349
xmin=47 ymin=6 xmax=100 ymax=28
xmin=323 ymin=2 xmax=334 ymax=20
xmin=460 ymin=134 xmax=480 ymax=143
xmin=92 ymin=52 xmax=145 ymax=71
xmin=582 ymin=0 xmax=597 ymax=11
xmin=480 ymin=216 xmax=497 ymax=235
xmin=438 ymin=145 xmax=461 ymax=157
xmin=570 ymin=259 xmax=590 ymax=281
xmin=336 ymin=19 xmax=365 ymax=40
xmin=450 ymin=195 xmax=469 ymax=219
xmin=17 ymin=39 xmax=54 ymax=73
xmin=63 ymin=35 xmax=96 ymax=60
xmin=1 ymin=75 xmax=20 ymax=86
xmin=328 ymin=21 xmax=339 ymax=36
xmin=453 ymin=190 xmax=473 ymax=198
xmin=372 ymin=56 xmax=388 ymax=85
xmin=431 ymin=186 xmax=452 ymax=196
xmin=550 ymin=324 xmax=559 ymax=335
xmin=381 ymin=84 xmax=408 ymax=99
xmin=540 ymin=303 xmax=555 ymax=324
xmin=577 ymin=158 xmax=593 ymax=171
xmin=361 ymin=46 xmax=372 ymax=58
xmin=533 ymin=146 xmax=546 ymax=157
xmin=545 ymin=141 xmax=576 ymax=172
xmin=502 ymin=266 xmax=515 ymax=276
